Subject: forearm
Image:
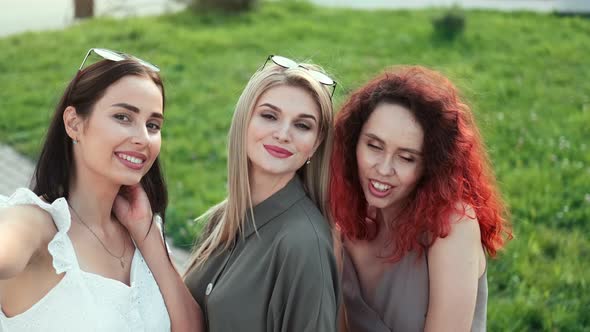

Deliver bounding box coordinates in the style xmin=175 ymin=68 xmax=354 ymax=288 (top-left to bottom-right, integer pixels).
xmin=424 ymin=275 xmax=478 ymax=331
xmin=337 ymin=302 xmax=348 ymax=332
xmin=424 ymin=309 xmax=474 ymax=332
xmin=136 ymin=228 xmax=203 ymax=332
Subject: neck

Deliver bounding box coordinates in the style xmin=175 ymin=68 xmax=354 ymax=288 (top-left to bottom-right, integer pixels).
xmin=68 ymin=173 xmax=120 ymax=229
xmin=377 ymin=201 xmax=406 ymax=230
xmin=249 ymin=169 xmax=294 ymax=206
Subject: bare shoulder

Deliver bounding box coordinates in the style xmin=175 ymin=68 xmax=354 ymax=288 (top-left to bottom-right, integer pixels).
xmin=1 ymin=202 xmax=58 ymax=250
xmin=429 ymin=202 xmax=486 ymax=276
xmin=447 ymin=202 xmax=481 ymax=241
xmin=0 ymin=200 xmax=59 ymax=279
xmin=429 ymin=202 xmax=483 ymax=255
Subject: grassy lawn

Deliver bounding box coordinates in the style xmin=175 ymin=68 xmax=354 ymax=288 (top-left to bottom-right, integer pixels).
xmin=0 ymin=2 xmax=588 ymax=330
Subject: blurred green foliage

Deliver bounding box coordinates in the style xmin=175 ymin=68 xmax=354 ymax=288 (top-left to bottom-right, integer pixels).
xmin=0 ymin=2 xmax=588 ymax=330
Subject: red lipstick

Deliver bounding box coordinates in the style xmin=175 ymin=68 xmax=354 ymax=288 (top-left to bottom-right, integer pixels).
xmin=264 ymin=144 xmax=293 ymax=158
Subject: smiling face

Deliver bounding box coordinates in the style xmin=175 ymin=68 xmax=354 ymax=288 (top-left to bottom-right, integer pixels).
xmin=71 ymin=75 xmax=164 ymax=187
xmin=246 ymin=84 xmax=320 ymax=183
xmin=356 ymin=102 xmax=424 ymax=213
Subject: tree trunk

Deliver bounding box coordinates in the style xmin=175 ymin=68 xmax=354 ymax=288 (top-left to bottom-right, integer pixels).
xmin=74 ymin=0 xmax=94 ymax=18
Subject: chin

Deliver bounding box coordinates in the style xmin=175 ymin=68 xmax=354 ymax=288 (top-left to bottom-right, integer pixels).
xmin=363 ymin=193 xmax=391 ymax=210
xmin=259 ymin=164 xmax=295 ymax=177
xmin=116 ymin=175 xmax=144 ymax=186
xmin=367 ymin=199 xmax=390 ymax=210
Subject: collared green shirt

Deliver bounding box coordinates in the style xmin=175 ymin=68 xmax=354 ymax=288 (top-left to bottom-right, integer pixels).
xmin=185 ymin=176 xmax=339 ymax=332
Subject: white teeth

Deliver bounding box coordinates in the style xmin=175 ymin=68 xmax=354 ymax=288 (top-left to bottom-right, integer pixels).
xmin=118 ymin=153 xmax=143 ymax=164
xmin=371 ymin=180 xmax=391 ymax=192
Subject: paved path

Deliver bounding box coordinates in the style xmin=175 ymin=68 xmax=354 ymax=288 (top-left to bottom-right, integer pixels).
xmin=170 ymin=243 xmax=191 ymax=273
xmin=0 ymin=144 xmax=35 ymax=197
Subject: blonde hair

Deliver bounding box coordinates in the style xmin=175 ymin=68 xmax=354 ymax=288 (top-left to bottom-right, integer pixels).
xmin=184 ymin=62 xmax=335 ymax=274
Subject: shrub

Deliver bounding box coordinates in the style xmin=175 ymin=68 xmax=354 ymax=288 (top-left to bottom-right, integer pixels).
xmin=188 ymin=0 xmax=258 ymax=12
xmin=432 ymin=6 xmax=466 ymax=40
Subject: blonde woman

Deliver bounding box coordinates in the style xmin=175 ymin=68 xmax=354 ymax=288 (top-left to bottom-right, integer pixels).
xmin=184 ymin=55 xmax=339 ymax=331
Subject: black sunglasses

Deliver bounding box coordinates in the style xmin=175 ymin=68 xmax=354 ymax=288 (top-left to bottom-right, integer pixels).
xmin=262 ymin=55 xmax=337 ymax=98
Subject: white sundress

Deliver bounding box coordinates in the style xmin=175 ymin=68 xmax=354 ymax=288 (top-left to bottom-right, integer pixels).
xmin=0 ymin=188 xmax=171 ymax=332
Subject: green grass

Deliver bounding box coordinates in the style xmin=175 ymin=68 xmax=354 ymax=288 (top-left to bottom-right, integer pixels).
xmin=1 ymin=2 xmax=589 ymax=330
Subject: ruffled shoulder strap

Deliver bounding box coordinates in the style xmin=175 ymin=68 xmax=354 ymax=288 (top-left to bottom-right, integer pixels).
xmin=0 ymin=188 xmax=79 ymax=274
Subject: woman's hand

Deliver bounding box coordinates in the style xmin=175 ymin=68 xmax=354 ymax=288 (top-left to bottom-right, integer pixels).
xmin=113 ymin=184 xmax=153 ymax=244
xmin=113 ymin=186 xmax=206 ymax=332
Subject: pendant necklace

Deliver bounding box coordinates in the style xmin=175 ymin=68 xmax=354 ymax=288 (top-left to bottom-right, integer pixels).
xmin=68 ymin=202 xmax=127 ymax=269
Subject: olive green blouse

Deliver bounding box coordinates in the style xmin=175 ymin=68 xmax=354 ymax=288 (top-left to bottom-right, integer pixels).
xmin=185 ymin=176 xmax=339 ymax=332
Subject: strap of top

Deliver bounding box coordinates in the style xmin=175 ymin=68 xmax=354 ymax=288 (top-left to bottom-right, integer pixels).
xmin=0 ymin=188 xmax=79 ymax=274
xmin=341 ymin=247 xmax=392 ymax=332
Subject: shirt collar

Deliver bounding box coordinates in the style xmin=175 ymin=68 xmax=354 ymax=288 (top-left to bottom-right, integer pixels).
xmin=243 ymin=175 xmax=307 ymax=238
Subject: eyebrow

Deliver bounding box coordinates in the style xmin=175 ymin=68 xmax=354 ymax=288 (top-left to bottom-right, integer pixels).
xmin=111 ymin=103 xmax=163 ymax=120
xmin=364 ymin=133 xmax=422 ymax=155
xmin=258 ymin=103 xmax=317 ymax=123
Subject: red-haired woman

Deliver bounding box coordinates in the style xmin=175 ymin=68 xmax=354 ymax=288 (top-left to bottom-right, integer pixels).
xmin=330 ymin=66 xmax=512 ymax=332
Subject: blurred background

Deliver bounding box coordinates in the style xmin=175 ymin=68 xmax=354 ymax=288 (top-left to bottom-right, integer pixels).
xmin=0 ymin=0 xmax=589 ymax=330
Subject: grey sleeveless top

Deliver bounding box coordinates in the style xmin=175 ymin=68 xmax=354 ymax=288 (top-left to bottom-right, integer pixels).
xmin=342 ymin=248 xmax=487 ymax=332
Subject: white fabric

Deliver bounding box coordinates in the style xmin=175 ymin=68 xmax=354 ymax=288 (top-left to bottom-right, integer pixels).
xmin=0 ymin=188 xmax=171 ymax=332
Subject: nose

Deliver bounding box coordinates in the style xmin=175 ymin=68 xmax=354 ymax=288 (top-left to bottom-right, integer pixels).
xmin=272 ymin=122 xmax=291 ymax=143
xmin=131 ymin=125 xmax=150 ymax=147
xmin=376 ymin=155 xmax=395 ymax=176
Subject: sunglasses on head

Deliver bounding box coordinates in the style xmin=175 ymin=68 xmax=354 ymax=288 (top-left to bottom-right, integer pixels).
xmin=262 ymin=55 xmax=337 ymax=98
xmin=79 ymin=48 xmax=160 ymax=72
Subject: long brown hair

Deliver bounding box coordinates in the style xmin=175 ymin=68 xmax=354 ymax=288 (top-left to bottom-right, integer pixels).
xmin=32 ymin=59 xmax=168 ymax=221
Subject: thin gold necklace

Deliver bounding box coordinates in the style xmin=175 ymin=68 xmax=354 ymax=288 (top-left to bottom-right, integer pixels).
xmin=68 ymin=202 xmax=127 ymax=269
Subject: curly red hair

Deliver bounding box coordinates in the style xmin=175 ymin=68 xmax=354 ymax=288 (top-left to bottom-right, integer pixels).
xmin=330 ymin=66 xmax=512 ymax=261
